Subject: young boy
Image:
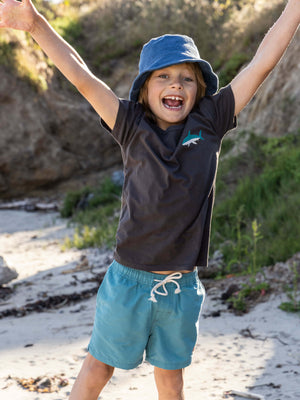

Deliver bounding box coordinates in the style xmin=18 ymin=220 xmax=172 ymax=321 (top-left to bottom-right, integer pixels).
xmin=0 ymin=1 xmax=299 ymax=399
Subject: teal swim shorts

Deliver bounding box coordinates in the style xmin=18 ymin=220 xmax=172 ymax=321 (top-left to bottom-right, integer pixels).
xmin=88 ymin=260 xmax=205 ymax=370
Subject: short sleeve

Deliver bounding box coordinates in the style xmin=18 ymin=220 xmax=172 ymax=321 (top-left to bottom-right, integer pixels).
xmin=213 ymin=85 xmax=237 ymax=138
xmin=100 ymin=99 xmax=144 ymax=146
xmin=195 ymin=85 xmax=237 ymax=140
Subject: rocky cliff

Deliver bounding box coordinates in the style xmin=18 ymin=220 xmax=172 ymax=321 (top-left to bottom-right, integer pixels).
xmin=0 ymin=63 xmax=122 ymax=199
xmin=237 ymin=30 xmax=300 ymax=137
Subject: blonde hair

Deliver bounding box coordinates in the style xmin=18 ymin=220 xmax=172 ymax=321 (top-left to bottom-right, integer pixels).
xmin=138 ymin=63 xmax=207 ymax=123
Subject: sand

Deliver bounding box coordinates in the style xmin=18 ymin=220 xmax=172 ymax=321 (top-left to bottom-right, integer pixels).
xmin=0 ymin=209 xmax=299 ymax=400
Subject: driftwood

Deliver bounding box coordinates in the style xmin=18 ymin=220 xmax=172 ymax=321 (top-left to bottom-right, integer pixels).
xmin=0 ymin=200 xmax=59 ymax=212
xmin=0 ymin=289 xmax=98 ymax=319
xmin=0 ymin=271 xmax=105 ymax=319
xmin=223 ymin=390 xmax=265 ymax=399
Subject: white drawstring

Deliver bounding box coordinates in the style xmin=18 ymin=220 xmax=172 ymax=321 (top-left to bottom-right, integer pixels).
xmin=148 ymin=272 xmax=183 ymax=303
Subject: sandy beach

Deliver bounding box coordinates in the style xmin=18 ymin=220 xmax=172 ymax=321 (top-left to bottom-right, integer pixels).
xmin=0 ymin=209 xmax=299 ymax=400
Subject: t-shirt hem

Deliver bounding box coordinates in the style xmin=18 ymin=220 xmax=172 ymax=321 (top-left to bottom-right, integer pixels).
xmin=114 ymin=254 xmax=207 ymax=271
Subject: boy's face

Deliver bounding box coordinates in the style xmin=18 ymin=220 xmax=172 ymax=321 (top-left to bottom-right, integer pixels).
xmin=146 ymin=63 xmax=198 ymax=130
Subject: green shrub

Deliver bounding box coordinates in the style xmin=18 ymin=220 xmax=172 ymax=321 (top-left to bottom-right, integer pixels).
xmin=61 ymin=177 xmax=122 ymax=249
xmin=61 ymin=177 xmax=122 ymax=218
xmin=228 ymin=282 xmax=270 ymax=313
xmin=0 ymin=39 xmax=15 ymax=67
xmin=52 ymin=16 xmax=83 ymax=45
xmin=279 ymin=262 xmax=300 ymax=313
xmin=212 ymin=133 xmax=300 ymax=272
xmin=60 ymin=187 xmax=90 ymax=218
xmin=218 ymin=52 xmax=250 ymax=87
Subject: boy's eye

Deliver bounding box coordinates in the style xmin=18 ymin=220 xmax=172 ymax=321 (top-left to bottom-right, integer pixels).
xmin=156 ymin=73 xmax=194 ymax=81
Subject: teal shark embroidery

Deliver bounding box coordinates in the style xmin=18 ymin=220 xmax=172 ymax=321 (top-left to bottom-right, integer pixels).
xmin=182 ymin=130 xmax=204 ymax=147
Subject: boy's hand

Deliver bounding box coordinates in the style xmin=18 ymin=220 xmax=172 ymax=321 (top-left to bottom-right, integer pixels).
xmin=0 ymin=0 xmax=38 ymax=33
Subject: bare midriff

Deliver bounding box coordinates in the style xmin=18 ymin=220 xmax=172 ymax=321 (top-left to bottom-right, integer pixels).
xmin=151 ymin=269 xmax=194 ymax=275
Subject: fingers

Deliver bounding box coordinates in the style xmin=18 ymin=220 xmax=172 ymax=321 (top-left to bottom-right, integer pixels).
xmin=0 ymin=0 xmax=35 ymax=31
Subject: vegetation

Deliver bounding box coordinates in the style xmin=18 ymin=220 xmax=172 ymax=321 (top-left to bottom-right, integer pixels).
xmin=227 ymin=282 xmax=270 ymax=313
xmin=0 ymin=0 xmax=82 ymax=91
xmin=61 ymin=132 xmax=300 ymax=282
xmin=212 ymin=132 xmax=300 ymax=272
xmin=0 ymin=31 xmax=48 ymax=91
xmin=218 ymin=52 xmax=251 ymax=88
xmin=0 ymin=0 xmax=286 ymax=89
xmin=76 ymin=0 xmax=285 ymax=80
xmin=61 ymin=178 xmax=122 ymax=250
xmin=0 ymin=36 xmax=15 ymax=67
xmin=279 ymin=263 xmax=300 ymax=313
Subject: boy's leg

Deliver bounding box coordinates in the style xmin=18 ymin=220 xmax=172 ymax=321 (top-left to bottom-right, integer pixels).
xmin=69 ymin=353 xmax=114 ymax=400
xmin=154 ymin=367 xmax=185 ymax=400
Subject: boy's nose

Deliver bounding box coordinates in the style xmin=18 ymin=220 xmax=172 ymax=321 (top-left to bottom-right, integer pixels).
xmin=170 ymin=78 xmax=183 ymax=89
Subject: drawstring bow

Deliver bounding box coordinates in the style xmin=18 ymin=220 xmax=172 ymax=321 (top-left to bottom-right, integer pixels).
xmin=148 ymin=272 xmax=182 ymax=303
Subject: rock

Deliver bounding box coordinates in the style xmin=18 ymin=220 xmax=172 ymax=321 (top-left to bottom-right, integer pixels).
xmin=0 ymin=66 xmax=122 ymax=199
xmin=240 ymin=31 xmax=300 ymax=136
xmin=221 ymin=284 xmax=241 ymax=301
xmin=0 ymin=286 xmax=13 ymax=300
xmin=0 ymin=256 xmax=18 ymax=285
xmin=224 ymin=31 xmax=300 ymax=157
xmin=198 ymin=250 xmax=224 ymax=279
xmin=256 ymin=252 xmax=300 ymax=291
xmin=111 ymin=170 xmax=124 ymax=187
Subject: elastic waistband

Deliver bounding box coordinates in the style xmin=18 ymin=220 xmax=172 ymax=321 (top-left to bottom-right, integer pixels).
xmin=110 ymin=260 xmax=198 ymax=287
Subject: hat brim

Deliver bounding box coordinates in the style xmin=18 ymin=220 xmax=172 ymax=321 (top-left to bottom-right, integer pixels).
xmin=129 ymin=59 xmax=218 ymax=102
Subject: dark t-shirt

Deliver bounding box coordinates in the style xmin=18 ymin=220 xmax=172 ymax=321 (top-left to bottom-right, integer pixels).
xmin=102 ymin=85 xmax=236 ymax=271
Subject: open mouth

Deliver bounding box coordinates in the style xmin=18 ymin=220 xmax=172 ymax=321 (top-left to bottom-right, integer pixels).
xmin=162 ymin=96 xmax=184 ymax=110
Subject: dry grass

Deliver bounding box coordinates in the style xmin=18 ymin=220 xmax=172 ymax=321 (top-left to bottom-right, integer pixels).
xmin=70 ymin=0 xmax=286 ymax=86
xmin=0 ymin=0 xmax=286 ymax=91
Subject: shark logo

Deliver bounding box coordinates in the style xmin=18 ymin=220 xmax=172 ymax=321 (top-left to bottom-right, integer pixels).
xmin=182 ymin=130 xmax=204 ymax=147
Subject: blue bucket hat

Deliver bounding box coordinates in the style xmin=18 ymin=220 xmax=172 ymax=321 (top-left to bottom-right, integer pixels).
xmin=129 ymin=34 xmax=219 ymax=102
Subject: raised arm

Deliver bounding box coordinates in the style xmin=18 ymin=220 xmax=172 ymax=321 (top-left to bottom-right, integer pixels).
xmin=231 ymin=0 xmax=300 ymax=116
xmin=0 ymin=0 xmax=119 ymax=129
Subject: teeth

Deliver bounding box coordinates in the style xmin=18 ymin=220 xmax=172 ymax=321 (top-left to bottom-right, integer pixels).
xmin=164 ymin=96 xmax=182 ymax=101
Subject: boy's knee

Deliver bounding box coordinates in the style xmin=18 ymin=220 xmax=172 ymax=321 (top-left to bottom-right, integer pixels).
xmin=83 ymin=353 xmax=114 ymax=385
xmin=154 ymin=367 xmax=184 ymax=398
xmin=69 ymin=355 xmax=114 ymax=399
